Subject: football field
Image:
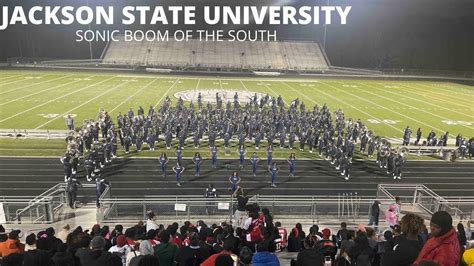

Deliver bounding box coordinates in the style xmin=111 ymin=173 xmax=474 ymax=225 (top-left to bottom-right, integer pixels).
xmin=0 ymin=70 xmax=473 ymax=139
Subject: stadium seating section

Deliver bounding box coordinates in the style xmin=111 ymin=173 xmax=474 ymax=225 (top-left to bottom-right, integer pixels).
xmin=102 ymin=36 xmax=329 ymax=71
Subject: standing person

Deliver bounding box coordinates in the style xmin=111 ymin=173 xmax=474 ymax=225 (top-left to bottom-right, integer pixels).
xmin=66 ymin=176 xmax=81 ymax=209
xmin=173 ymin=162 xmax=185 ymax=187
xmin=382 ymin=213 xmax=425 ymax=266
xmin=66 ymin=115 xmax=74 ymax=130
xmin=269 ymin=162 xmax=279 ymax=188
xmin=287 ymin=153 xmax=296 ymax=177
xmin=229 ymin=171 xmax=241 ymax=193
xmin=176 ymin=146 xmax=183 ymax=163
xmin=159 ymin=153 xmax=168 ymax=177
xmin=233 ymin=188 xmax=249 ymax=227
xmin=146 ymin=211 xmax=159 ymax=232
xmin=95 ymin=176 xmax=110 ymax=208
xmin=403 ymin=126 xmax=412 ymax=146
xmin=210 ymin=146 xmax=218 ymax=168
xmin=238 ymin=145 xmax=246 ymax=168
xmin=395 ymin=197 xmax=402 ymax=224
xmin=414 ymin=211 xmax=460 ymax=266
xmin=193 ymin=152 xmax=202 ymax=177
xmin=415 ymin=128 xmax=422 ymax=145
xmin=385 ymin=205 xmax=397 ymax=228
xmin=250 ymin=152 xmax=260 ymax=176
xmin=205 ymin=184 xmax=217 ymax=215
xmin=267 ymin=144 xmax=273 ymax=166
xmin=368 ymin=201 xmax=380 ymax=231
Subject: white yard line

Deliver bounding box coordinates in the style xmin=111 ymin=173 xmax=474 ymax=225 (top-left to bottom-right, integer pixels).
xmin=411 ymin=83 xmax=472 ymax=102
xmin=373 ymin=82 xmax=472 ymax=115
xmin=0 ymin=74 xmax=23 ymax=81
xmin=283 ymin=82 xmax=404 ymax=134
xmin=392 ymin=83 xmax=470 ymax=108
xmin=0 ymin=76 xmax=116 ymax=123
xmin=0 ymin=75 xmax=72 ymax=95
xmin=109 ymin=79 xmax=158 ymax=114
xmin=193 ymin=78 xmax=201 ymax=101
xmin=353 ymin=82 xmax=474 ymax=130
xmin=318 ymin=81 xmax=455 ymax=137
xmin=239 ymin=80 xmax=250 ymax=92
xmin=416 ymin=82 xmax=474 ymax=95
xmin=153 ymin=79 xmax=180 ymax=108
xmin=0 ymin=76 xmax=92 ymax=106
xmin=35 ymin=81 xmax=130 ymax=129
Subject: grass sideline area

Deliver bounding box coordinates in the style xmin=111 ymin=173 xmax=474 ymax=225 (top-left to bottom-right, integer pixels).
xmin=0 ymin=137 xmax=446 ymax=161
xmin=0 ymin=70 xmax=473 ymax=158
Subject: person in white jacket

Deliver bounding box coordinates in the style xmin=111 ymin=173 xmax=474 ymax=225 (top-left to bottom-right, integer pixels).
xmin=108 ymin=235 xmax=131 ymax=266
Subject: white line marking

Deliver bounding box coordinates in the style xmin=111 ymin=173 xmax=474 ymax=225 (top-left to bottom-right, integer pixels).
xmin=153 ymin=79 xmax=180 ymax=108
xmin=35 ymin=80 xmax=130 ymax=129
xmin=109 ymin=79 xmax=158 ymax=114
xmin=355 ymin=82 xmax=474 ymax=130
xmin=0 ymin=75 xmax=72 ymax=95
xmin=0 ymin=76 xmax=92 ymax=106
xmin=0 ymin=74 xmax=23 ymax=81
xmin=283 ymin=82 xmax=404 ymax=134
xmin=319 ymin=81 xmax=455 ymax=136
xmin=0 ymin=76 xmax=117 ymax=123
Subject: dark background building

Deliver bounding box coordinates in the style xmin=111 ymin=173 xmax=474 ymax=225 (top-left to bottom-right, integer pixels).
xmin=0 ymin=0 xmax=473 ymax=71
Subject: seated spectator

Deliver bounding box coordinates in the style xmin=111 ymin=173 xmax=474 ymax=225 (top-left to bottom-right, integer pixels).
xmin=316 ymin=228 xmax=337 ymax=260
xmin=239 ymin=246 xmax=253 ymax=266
xmin=154 ymin=230 xmax=178 ymax=266
xmin=287 ymin=228 xmax=303 ymax=252
xmin=200 ymin=239 xmax=235 ymax=266
xmin=336 ymin=222 xmax=349 ymax=247
xmin=0 ymin=230 xmax=25 ymax=257
xmin=75 ymin=234 xmax=92 ymax=266
xmin=215 ymin=253 xmax=235 ymax=266
xmin=414 ymin=211 xmax=460 ymax=266
xmin=296 ymin=235 xmax=324 ymax=266
xmin=24 ymin=233 xmax=37 ymax=251
xmin=382 ymin=213 xmax=424 ymax=266
xmin=137 ymin=254 xmax=160 ymax=266
xmin=339 ymin=230 xmax=355 ymax=256
xmin=52 ymin=243 xmax=75 ymax=266
xmin=0 ymin=225 xmax=7 ymax=242
xmin=83 ymin=236 xmax=122 ymax=266
xmin=108 ymin=235 xmax=131 ymax=265
xmin=349 ymin=231 xmax=374 ymax=266
xmin=175 ymin=232 xmax=210 ymax=266
xmin=462 ymin=241 xmax=474 ymax=265
xmin=1 ymin=253 xmax=24 ymax=266
xmin=251 ymin=240 xmax=280 ymax=266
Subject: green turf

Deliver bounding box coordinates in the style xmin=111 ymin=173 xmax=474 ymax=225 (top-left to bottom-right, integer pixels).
xmin=1 ymin=70 xmax=473 ymax=140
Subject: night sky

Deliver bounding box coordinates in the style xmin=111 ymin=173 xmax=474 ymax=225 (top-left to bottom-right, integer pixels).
xmin=0 ymin=0 xmax=473 ymax=70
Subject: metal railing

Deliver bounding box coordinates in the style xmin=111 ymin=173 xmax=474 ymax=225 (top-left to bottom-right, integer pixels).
xmin=377 ymin=184 xmax=468 ymax=219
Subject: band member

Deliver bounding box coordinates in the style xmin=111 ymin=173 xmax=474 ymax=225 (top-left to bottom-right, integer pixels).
xmin=267 ymin=144 xmax=273 ymax=166
xmin=205 ymin=184 xmax=217 ymax=215
xmin=403 ymin=126 xmax=412 ymax=146
xmin=193 ymin=152 xmax=202 ymax=177
xmin=287 ymin=153 xmax=296 ymax=177
xmin=415 ymin=128 xmax=422 ymax=145
xmin=210 ymin=146 xmax=218 ymax=168
xmin=229 ymin=171 xmax=241 ymax=193
xmin=159 ymin=153 xmax=169 ymax=177
xmin=173 ymin=162 xmax=185 ymax=187
xmin=269 ymin=162 xmax=279 ymax=188
xmin=250 ymin=152 xmax=260 ymax=176
xmin=176 ymin=146 xmax=183 ymax=163
xmin=238 ymin=145 xmax=246 ymax=168
xmin=66 ymin=176 xmax=81 ymax=209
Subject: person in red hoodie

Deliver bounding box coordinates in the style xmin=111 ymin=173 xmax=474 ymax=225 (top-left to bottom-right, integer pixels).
xmin=414 ymin=211 xmax=460 ymax=266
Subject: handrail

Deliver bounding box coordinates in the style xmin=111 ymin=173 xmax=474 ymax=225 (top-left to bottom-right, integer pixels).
xmin=15 ymin=183 xmax=65 ymax=218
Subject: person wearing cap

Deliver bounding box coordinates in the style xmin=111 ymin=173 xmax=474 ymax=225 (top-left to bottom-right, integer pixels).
xmin=0 ymin=230 xmax=25 ymax=257
xmin=414 ymin=211 xmax=461 ymax=266
xmin=83 ymin=236 xmax=122 ymax=266
xmin=316 ymin=228 xmax=338 ymax=261
xmin=108 ymin=234 xmax=131 ymax=266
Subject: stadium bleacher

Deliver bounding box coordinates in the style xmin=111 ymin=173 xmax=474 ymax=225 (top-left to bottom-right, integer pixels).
xmin=102 ymin=36 xmax=330 ymax=71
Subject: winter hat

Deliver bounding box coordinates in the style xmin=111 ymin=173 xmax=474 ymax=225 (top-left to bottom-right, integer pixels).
xmin=116 ymin=235 xmax=127 ymax=247
xmin=90 ymin=236 xmax=106 ymax=250
xmin=430 ymin=211 xmax=452 ymax=235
